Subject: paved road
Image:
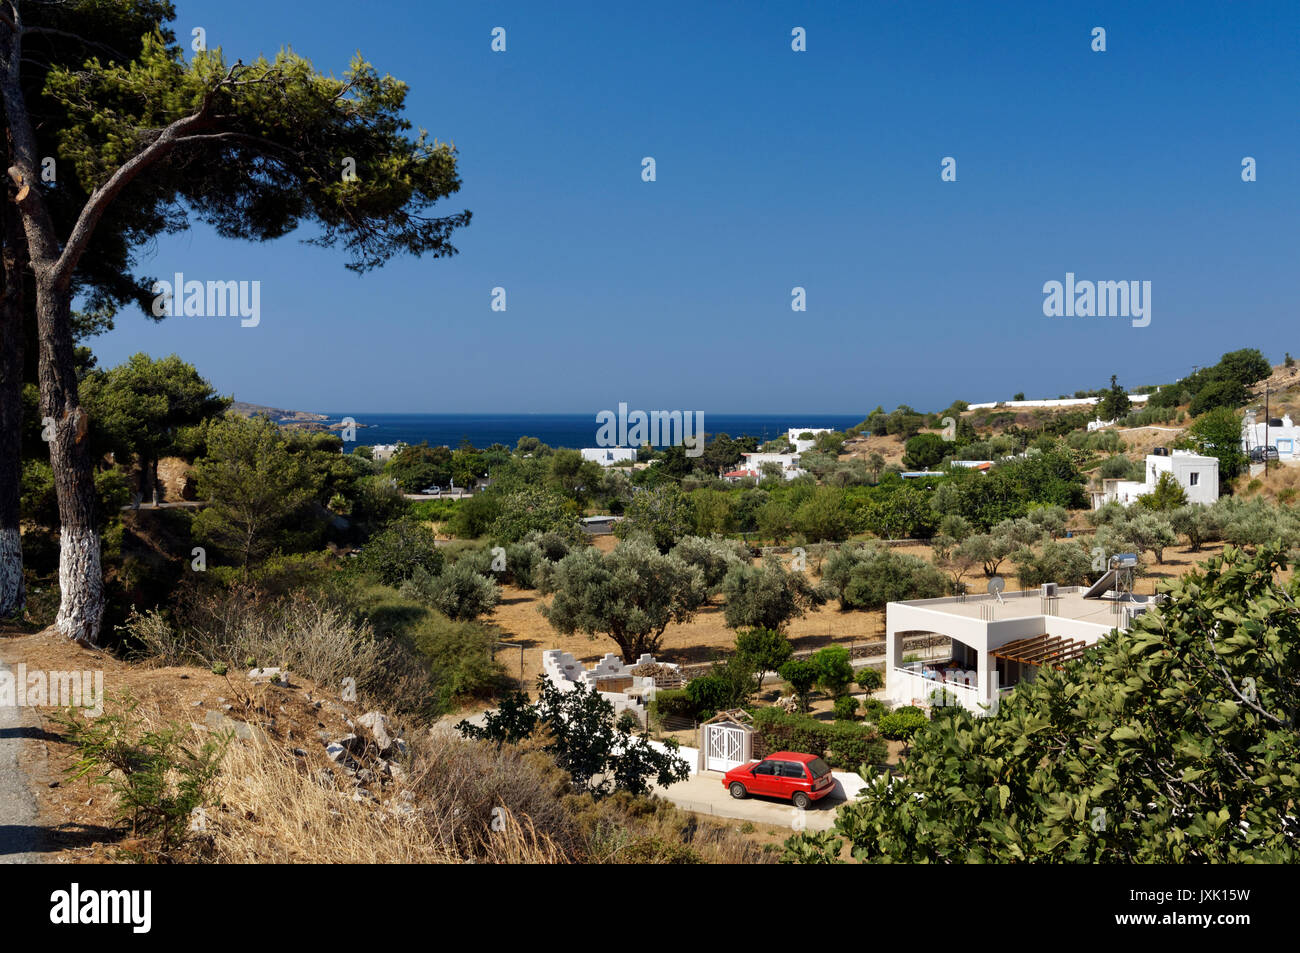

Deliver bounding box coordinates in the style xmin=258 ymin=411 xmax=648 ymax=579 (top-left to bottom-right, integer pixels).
xmin=652 ymin=770 xmax=842 ymax=833
xmin=0 ymin=658 xmax=42 ymax=863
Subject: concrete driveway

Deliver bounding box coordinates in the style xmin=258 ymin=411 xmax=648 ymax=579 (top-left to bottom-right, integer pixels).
xmin=653 ymin=770 xmax=843 ymax=832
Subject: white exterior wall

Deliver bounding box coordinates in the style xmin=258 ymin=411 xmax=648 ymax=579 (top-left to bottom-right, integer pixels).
xmin=581 ymin=447 xmax=637 ymax=465
xmin=541 ymin=650 xmax=683 ymax=726
xmin=787 ymin=428 xmax=831 ymax=453
xmin=742 ymin=452 xmax=805 ymax=480
xmin=1243 ymin=415 xmax=1300 ymax=460
xmin=885 ymin=593 xmax=1113 ymax=716
xmin=1094 ymin=453 xmax=1218 ymax=508
xmin=967 ymin=394 xmax=1150 ymax=410
xmin=1145 ymin=452 xmax=1218 ymax=504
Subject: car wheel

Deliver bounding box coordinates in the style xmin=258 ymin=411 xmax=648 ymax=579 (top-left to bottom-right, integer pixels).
xmin=729 ymin=782 xmax=748 ymax=800
xmin=792 ymin=792 xmax=811 ymax=810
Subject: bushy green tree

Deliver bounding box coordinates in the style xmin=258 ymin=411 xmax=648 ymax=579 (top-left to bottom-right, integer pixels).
xmin=721 ymin=556 xmax=827 ymax=631
xmin=822 ymin=544 xmax=948 ymax=610
xmin=616 ymin=484 xmax=693 ymax=552
xmin=81 ymin=353 xmax=229 ymax=503
xmin=192 ymin=416 xmax=323 ymax=568
xmin=685 ymin=655 xmax=756 ymax=715
xmin=902 ymin=433 xmax=947 ymax=470
xmin=669 ymin=535 xmax=748 ymax=590
xmin=1187 ymin=406 xmax=1247 ymax=484
xmin=793 ymin=486 xmax=852 ymax=542
xmin=354 ymin=518 xmax=444 ymax=586
xmin=541 ymin=539 xmax=707 ymax=661
xmin=1137 ymin=472 xmax=1188 ymax=511
xmin=1096 ymin=376 xmax=1131 ymax=421
xmin=735 ymin=627 xmax=794 ymax=691
xmin=1171 ymin=504 xmax=1221 ymax=552
xmin=812 ymin=646 xmax=854 ymax=697
xmin=779 ymin=659 xmax=819 ymax=712
xmin=385 ymin=442 xmax=453 ymax=492
xmin=488 ymin=485 xmax=579 ymax=543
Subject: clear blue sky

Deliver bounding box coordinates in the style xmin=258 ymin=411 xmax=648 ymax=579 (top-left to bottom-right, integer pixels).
xmin=87 ymin=0 xmax=1300 ymax=415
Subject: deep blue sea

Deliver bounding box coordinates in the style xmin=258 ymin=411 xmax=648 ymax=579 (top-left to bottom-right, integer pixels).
xmin=315 ymin=413 xmax=866 ymax=451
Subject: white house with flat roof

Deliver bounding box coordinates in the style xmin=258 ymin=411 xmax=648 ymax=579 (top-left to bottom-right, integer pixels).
xmin=786 ymin=427 xmax=832 ymax=452
xmin=741 ymin=451 xmax=806 ymax=480
xmin=1091 ymin=450 xmax=1218 ymax=509
xmin=886 ymin=577 xmax=1155 ymax=715
xmin=1243 ymin=413 xmax=1300 ymax=461
xmin=581 ymin=447 xmax=637 ymax=466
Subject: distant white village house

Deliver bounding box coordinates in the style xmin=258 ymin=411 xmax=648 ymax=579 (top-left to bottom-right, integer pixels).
xmin=786 ymin=427 xmax=831 ymax=453
xmin=581 ymin=447 xmax=638 ymax=466
xmin=1091 ymin=450 xmax=1218 ymax=509
xmin=739 ymin=451 xmax=806 ymax=481
xmin=1242 ymin=412 xmax=1300 ymax=461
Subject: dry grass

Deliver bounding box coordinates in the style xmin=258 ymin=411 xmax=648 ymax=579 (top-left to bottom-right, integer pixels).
xmin=207 ymin=728 xmax=563 ymax=864
xmin=1237 ymin=463 xmax=1300 ymax=504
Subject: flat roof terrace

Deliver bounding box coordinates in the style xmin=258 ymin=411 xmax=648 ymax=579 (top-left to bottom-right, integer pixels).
xmin=893 ymin=586 xmax=1157 ymax=627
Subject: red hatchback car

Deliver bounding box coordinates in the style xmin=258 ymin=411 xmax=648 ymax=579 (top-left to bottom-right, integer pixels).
xmin=722 ymin=752 xmax=835 ymax=809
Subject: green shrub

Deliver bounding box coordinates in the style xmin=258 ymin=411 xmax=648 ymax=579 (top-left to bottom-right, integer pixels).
xmin=878 ymin=708 xmax=929 ymax=747
xmin=649 ymin=689 xmax=697 ymax=725
xmin=408 ymin=497 xmax=461 ymax=523
xmin=685 ymin=656 xmax=755 ymax=716
xmin=859 ymin=697 xmax=888 ymax=724
xmin=751 ymin=707 xmax=885 ymax=769
xmin=401 ymin=562 xmax=501 ymax=621
xmin=502 ymin=541 xmax=546 ymax=589
xmin=408 ymin=612 xmax=505 ymax=707
xmin=832 ymin=696 xmax=859 ymax=721
xmin=824 ymin=720 xmax=887 ymax=767
xmin=54 ymin=696 xmax=228 ymax=857
xmin=778 ymin=659 xmax=819 ymax=712
xmin=353 ymin=519 xmax=444 ymax=586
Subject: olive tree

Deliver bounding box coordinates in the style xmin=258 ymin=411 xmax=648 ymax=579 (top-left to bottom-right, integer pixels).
xmin=541 ymin=539 xmax=707 ymax=662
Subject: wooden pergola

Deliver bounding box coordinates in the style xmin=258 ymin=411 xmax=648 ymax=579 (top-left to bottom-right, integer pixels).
xmin=991 ymin=634 xmax=1090 ymax=670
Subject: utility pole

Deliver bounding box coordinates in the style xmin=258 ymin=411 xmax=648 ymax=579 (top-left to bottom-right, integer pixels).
xmin=1265 ymin=384 xmax=1270 ymax=476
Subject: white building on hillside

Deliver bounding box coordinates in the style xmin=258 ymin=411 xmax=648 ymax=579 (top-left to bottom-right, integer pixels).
xmin=886 ymin=577 xmax=1156 ymax=716
xmin=740 ymin=451 xmax=806 ymax=480
xmin=1242 ymin=413 xmax=1300 ymax=461
xmin=967 ymin=394 xmax=1151 ymax=411
xmin=786 ymin=427 xmax=831 ymax=453
xmin=581 ymin=447 xmax=637 ymax=466
xmin=1091 ymin=450 xmax=1218 ymax=509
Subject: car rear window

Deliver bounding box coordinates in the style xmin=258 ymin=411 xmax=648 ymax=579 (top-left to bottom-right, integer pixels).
xmin=781 ymin=762 xmax=807 ymax=779
xmin=807 ymin=758 xmax=831 ymax=779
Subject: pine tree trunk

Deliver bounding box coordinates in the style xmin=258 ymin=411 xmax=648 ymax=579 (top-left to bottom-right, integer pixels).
xmin=0 ymin=198 xmax=25 ymax=617
xmin=35 ymin=279 xmax=102 ymax=646
xmin=0 ymin=24 xmax=111 ymax=644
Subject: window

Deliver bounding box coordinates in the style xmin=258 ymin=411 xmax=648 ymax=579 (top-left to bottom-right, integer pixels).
xmin=807 ymin=758 xmax=832 ymax=779
xmin=754 ymin=761 xmax=776 ymax=776
xmin=781 ymin=762 xmax=808 ymax=779
xmin=1189 ymin=472 xmax=1199 ymax=486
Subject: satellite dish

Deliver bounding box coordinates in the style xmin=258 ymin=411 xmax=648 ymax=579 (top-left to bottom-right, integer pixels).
xmin=987 ymin=576 xmax=1005 ymax=594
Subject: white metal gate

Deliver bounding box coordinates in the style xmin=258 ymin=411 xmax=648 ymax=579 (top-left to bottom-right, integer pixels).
xmin=705 ymin=723 xmax=747 ymax=772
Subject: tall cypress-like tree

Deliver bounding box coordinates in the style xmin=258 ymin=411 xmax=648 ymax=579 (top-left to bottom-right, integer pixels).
xmin=0 ymin=1 xmax=470 ymax=643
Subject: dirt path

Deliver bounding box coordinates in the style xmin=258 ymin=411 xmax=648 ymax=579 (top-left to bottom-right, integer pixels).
xmin=0 ymin=656 xmax=43 ymax=863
